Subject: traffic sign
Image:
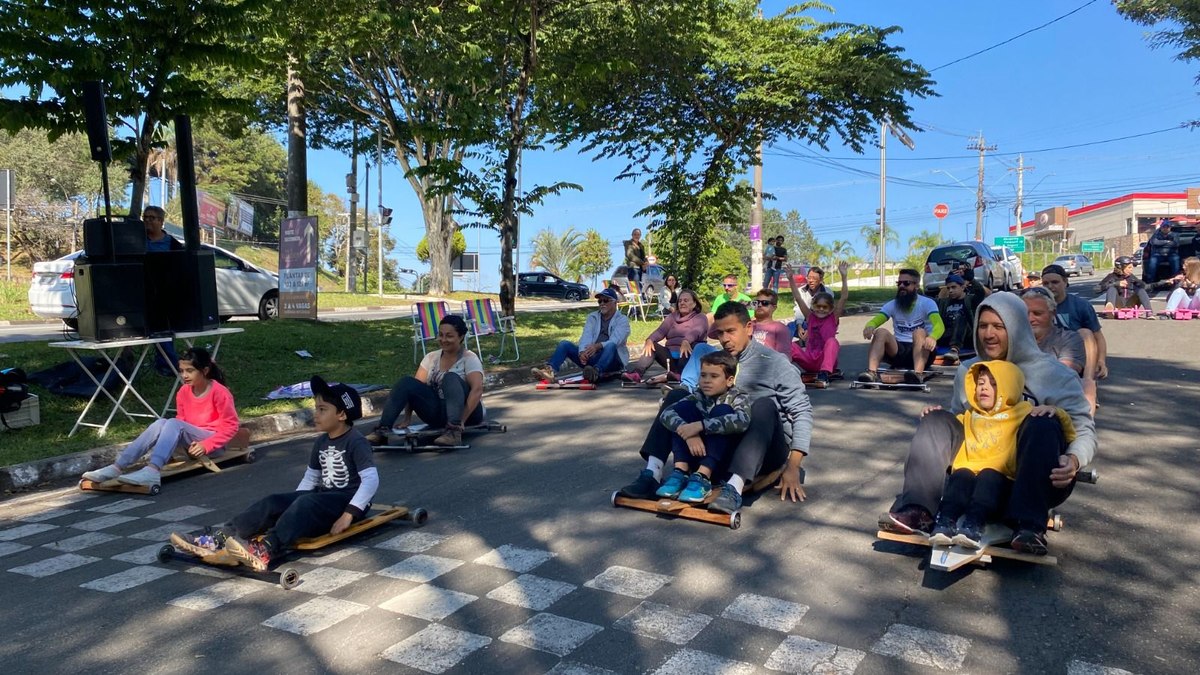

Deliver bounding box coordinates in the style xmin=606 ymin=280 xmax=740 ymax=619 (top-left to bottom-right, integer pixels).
xmin=1080 ymin=241 xmax=1105 ymax=253
xmin=993 ymin=236 xmax=1025 ymax=252
xmin=933 ymin=203 xmax=949 ymax=219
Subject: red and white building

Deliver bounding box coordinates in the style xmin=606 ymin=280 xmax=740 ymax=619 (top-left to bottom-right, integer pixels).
xmin=1009 ymin=191 xmax=1199 ymax=245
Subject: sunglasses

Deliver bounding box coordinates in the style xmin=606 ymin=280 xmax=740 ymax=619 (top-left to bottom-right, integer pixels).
xmin=597 ymin=298 xmax=613 ymax=305
xmin=752 ymin=300 xmax=775 ymax=307
xmin=896 ymin=280 xmax=915 ymax=287
xmin=723 ymin=283 xmax=737 ymax=289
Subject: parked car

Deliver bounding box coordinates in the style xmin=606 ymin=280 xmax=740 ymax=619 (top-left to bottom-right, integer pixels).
xmin=516 ymin=272 xmax=589 ymax=300
xmin=1051 ymin=254 xmax=1095 ymax=277
xmin=1141 ymin=222 xmax=1197 ymax=283
xmin=1132 ymin=241 xmax=1147 ymax=267
xmin=991 ymin=246 xmax=1024 ymax=289
xmin=922 ymin=241 xmax=1007 ymax=294
xmin=776 ymin=262 xmax=815 ymax=290
xmin=609 ymin=263 xmax=666 ymax=298
xmin=29 ymin=244 xmax=280 ymax=327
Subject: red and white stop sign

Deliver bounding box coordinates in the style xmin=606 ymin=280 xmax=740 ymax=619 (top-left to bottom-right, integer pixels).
xmin=933 ymin=203 xmax=949 ymax=219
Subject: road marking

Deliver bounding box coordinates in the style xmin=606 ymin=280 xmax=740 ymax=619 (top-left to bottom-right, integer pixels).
xmin=0 ymin=523 xmax=59 ymax=540
xmin=376 ymin=554 xmax=464 ymax=583
xmin=15 ymin=508 xmax=78 ymax=523
xmin=262 ymin=596 xmax=368 ymax=636
xmin=544 ymin=663 xmax=618 ymax=675
xmin=472 ymin=544 xmax=555 ymax=573
xmin=305 ymin=546 xmax=363 ymax=566
xmin=1067 ymin=661 xmax=1138 ymax=675
xmin=486 ymin=573 xmax=577 ymax=611
xmin=129 ymin=522 xmax=199 ymax=541
xmin=0 ymin=542 xmax=31 ymax=557
xmin=380 ymin=623 xmax=492 ymax=673
xmin=112 ymin=543 xmax=171 ymax=565
xmin=871 ymin=623 xmax=971 ymax=671
xmin=499 ymin=612 xmax=604 ymax=657
xmin=80 ymin=566 xmax=176 ymax=592
xmin=87 ymin=498 xmax=154 ymax=514
xmin=145 ymin=505 xmax=214 ymax=522
xmin=168 ymin=578 xmax=268 ymax=610
xmin=379 ymin=584 xmax=478 ymax=621
xmin=291 ymin=566 xmax=369 ymax=595
xmin=69 ymin=514 xmax=139 ymax=532
xmin=375 ymin=531 xmax=449 ymax=553
xmin=651 ymin=648 xmax=756 ymax=675
xmin=584 ymin=565 xmax=673 ymax=599
xmin=44 ymin=531 xmax=120 ymax=552
xmin=614 ymin=601 xmax=712 ymax=646
xmin=721 ymin=593 xmax=810 ymax=632
xmin=765 ymin=635 xmax=867 ymax=674
xmin=8 ymin=553 xmax=100 ymax=578
xmin=184 ymin=565 xmax=233 ymax=579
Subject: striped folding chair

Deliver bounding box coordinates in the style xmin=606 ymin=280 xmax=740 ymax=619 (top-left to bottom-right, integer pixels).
xmin=462 ymin=298 xmax=519 ymax=363
xmin=625 ymin=279 xmax=649 ymax=321
xmin=411 ymin=301 xmax=451 ymax=360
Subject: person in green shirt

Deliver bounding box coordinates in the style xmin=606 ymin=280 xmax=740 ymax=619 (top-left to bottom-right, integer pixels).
xmin=711 ymin=275 xmax=752 ymax=312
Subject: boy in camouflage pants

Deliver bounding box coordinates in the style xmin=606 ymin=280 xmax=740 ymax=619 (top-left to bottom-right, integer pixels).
xmin=653 ymin=351 xmax=751 ymax=503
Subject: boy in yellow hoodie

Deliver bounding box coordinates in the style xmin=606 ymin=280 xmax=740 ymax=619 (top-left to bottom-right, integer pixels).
xmin=928 ymin=361 xmax=1075 ymax=549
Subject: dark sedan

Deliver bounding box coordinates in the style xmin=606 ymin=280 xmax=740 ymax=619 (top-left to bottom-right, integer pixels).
xmin=516 ymin=272 xmax=589 ymax=300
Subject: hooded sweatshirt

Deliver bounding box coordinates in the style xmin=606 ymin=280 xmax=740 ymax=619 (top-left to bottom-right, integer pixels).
xmin=953 ymin=361 xmax=1074 ymax=479
xmin=951 ymin=293 xmax=1096 ymax=468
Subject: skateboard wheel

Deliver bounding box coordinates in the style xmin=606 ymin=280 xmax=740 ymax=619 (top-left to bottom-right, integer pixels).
xmin=157 ymin=544 xmax=175 ymax=563
xmin=412 ymin=508 xmax=429 ymax=527
xmin=244 ymin=451 xmax=257 ymax=464
xmin=610 ymin=491 xmax=619 ymax=507
xmin=279 ymin=567 xmax=301 ymax=590
xmin=729 ymin=512 xmax=742 ymax=530
xmin=149 ymin=485 xmax=162 ymax=496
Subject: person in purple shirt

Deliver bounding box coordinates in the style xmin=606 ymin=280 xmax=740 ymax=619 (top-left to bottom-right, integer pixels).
xmin=623 ymin=289 xmax=708 ymax=384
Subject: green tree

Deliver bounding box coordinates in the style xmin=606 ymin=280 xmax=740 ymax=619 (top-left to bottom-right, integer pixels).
xmin=859 ymin=223 xmax=901 ymax=270
xmin=416 ymin=231 xmax=467 ymax=264
xmin=0 ymin=0 xmax=276 ymax=217
xmin=903 ymin=229 xmax=941 ymax=273
xmin=572 ymin=228 xmax=613 ymax=290
xmin=529 ymin=227 xmax=582 ymax=279
xmin=553 ymin=1 xmax=933 ymax=290
xmin=1116 ymin=1 xmax=1200 ymax=86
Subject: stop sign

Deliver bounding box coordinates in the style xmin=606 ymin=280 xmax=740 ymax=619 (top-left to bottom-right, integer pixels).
xmin=933 ymin=203 xmax=949 ymax=219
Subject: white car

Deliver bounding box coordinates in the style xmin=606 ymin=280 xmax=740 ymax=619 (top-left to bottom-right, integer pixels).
xmin=29 ymin=244 xmax=279 ymax=327
xmin=991 ymin=246 xmax=1025 ymax=290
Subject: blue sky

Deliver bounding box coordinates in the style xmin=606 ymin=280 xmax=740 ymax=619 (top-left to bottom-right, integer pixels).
xmin=304 ymin=0 xmax=1198 ymax=290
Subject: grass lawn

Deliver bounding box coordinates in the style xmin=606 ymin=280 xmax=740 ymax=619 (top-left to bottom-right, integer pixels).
xmin=0 ymin=308 xmax=661 ymax=467
xmin=0 ymin=276 xmax=37 ymax=322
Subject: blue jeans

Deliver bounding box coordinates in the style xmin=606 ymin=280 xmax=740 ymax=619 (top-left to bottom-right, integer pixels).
xmin=116 ymin=418 xmax=214 ymax=469
xmin=549 ymin=340 xmax=621 ymax=374
xmin=668 ymin=400 xmax=736 ymax=475
xmin=679 ymin=343 xmax=721 ymax=392
xmin=1147 ymin=252 xmax=1180 ymax=282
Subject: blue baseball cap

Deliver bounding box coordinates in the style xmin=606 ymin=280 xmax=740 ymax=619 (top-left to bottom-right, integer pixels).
xmin=595 ymin=288 xmax=621 ymax=303
xmin=945 ymin=274 xmax=965 ymax=285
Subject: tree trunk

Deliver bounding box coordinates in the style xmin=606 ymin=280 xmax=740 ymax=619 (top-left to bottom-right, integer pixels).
xmin=286 ymin=57 xmax=308 ymax=219
xmin=129 ymin=121 xmax=155 ymax=218
xmin=421 ymin=195 xmax=456 ymax=296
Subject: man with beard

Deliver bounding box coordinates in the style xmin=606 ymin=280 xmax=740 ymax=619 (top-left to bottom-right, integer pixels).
xmin=857 ymin=269 xmax=943 ymax=384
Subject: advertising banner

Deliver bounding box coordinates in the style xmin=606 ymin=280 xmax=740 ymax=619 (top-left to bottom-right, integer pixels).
xmin=279 ymin=216 xmax=318 ymax=319
xmin=197 ymin=191 xmax=227 ymax=233
xmin=231 ymin=197 xmax=254 ymax=236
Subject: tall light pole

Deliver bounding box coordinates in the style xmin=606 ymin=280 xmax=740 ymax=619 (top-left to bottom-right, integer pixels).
xmin=879 ymin=118 xmax=915 ymax=287
xmin=967 ymin=132 xmax=997 ymax=241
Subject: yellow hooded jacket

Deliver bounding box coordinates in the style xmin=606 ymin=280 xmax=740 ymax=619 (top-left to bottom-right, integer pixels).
xmin=953 ymin=361 xmax=1075 ymax=479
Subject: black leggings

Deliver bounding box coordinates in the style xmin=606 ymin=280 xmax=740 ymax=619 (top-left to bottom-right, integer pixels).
xmin=379 ymin=372 xmax=483 ymax=429
xmin=231 ymin=490 xmax=353 ymax=553
xmin=641 ymin=391 xmax=788 ymax=481
xmin=938 ymin=468 xmax=1010 ymax=524
xmin=629 ymin=343 xmax=689 ymax=375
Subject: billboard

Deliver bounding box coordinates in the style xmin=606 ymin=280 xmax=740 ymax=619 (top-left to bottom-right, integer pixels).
xmin=1033 ymin=206 xmax=1069 ymax=233
xmin=230 ymin=197 xmax=254 ymax=236
xmin=197 ymin=190 xmax=227 ymax=233
xmin=279 ymin=216 xmax=318 ymax=319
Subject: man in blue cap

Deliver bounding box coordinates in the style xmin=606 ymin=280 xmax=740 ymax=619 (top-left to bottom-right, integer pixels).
xmin=1145 ymin=219 xmax=1180 ymax=282
xmin=532 ymin=287 xmax=630 ymax=384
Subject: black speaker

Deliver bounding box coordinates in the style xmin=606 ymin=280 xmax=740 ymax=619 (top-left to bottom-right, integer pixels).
xmin=75 ymin=263 xmax=146 ymax=342
xmin=83 ymin=216 xmax=146 ymax=260
xmin=144 ymin=250 xmax=219 ymax=333
xmin=82 ymin=81 xmax=112 ymax=163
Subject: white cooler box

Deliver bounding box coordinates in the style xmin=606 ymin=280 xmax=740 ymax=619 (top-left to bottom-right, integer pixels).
xmin=1 ymin=394 xmax=40 ymax=430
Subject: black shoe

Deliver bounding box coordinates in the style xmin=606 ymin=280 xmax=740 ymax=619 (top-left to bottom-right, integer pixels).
xmin=708 ymin=484 xmax=743 ymax=514
xmin=879 ymin=505 xmax=935 ymax=536
xmin=582 ymin=365 xmax=599 ymax=384
xmin=942 ymin=349 xmax=959 ymax=365
xmin=928 ymin=514 xmax=956 ymax=546
xmin=618 ymin=469 xmax=661 ymax=500
xmin=1010 ymin=529 xmax=1048 ymax=556
xmin=816 ymin=371 xmax=831 ymax=385
xmin=856 ymin=370 xmax=880 ymax=383
xmin=953 ymin=518 xmax=984 ymax=549
xmin=904 ymin=370 xmax=923 ymax=385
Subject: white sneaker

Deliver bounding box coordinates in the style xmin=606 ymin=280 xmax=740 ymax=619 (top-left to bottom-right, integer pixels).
xmin=81 ymin=465 xmax=121 ymax=483
xmin=117 ymin=466 xmax=161 ymax=487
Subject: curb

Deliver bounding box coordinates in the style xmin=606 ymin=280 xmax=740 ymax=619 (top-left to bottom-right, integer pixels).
xmin=0 ymin=366 xmax=537 ymax=494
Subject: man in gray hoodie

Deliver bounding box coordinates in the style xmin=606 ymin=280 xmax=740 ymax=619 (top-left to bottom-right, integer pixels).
xmin=619 ymin=301 xmax=813 ymax=514
xmin=879 ymin=293 xmax=1096 ymax=554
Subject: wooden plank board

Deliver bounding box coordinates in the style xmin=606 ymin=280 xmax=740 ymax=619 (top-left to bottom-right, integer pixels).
xmin=79 ymin=478 xmax=157 ymax=496
xmin=876 ymin=529 xmax=1058 ymax=568
xmin=613 ymin=494 xmax=735 ymax=527
xmin=294 ymin=505 xmax=412 ymax=550
xmin=160 ymin=446 xmax=255 ymax=478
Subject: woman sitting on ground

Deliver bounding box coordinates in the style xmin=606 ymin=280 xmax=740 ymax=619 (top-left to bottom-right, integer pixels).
xmin=1159 ymin=256 xmax=1200 ymax=313
xmin=1099 ymin=256 xmax=1153 ymax=315
xmin=623 ymin=289 xmax=708 ymax=384
xmin=367 ymin=315 xmax=485 ymax=447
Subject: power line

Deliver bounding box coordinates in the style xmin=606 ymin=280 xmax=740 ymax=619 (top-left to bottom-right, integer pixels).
xmin=930 ymin=0 xmax=1099 ymax=72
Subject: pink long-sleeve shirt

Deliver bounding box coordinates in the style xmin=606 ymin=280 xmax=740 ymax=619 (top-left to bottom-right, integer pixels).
xmin=647 ymin=311 xmax=709 ymax=351
xmin=176 ymin=380 xmax=240 ymax=452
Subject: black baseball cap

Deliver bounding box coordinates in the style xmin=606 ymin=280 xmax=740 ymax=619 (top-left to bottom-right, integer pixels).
xmin=310 ymin=376 xmax=362 ymax=421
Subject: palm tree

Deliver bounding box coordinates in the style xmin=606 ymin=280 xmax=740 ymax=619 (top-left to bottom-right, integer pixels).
xmin=904 ymin=229 xmax=943 ymax=273
xmin=529 ymin=227 xmax=584 ymax=278
xmin=859 ymin=224 xmax=900 ymax=270
xmin=827 ymin=240 xmax=855 ymax=280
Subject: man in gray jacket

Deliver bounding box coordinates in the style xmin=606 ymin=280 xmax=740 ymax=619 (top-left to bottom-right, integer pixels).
xmin=879 ymin=292 xmax=1096 ymax=554
xmin=619 ymin=301 xmax=812 ymax=514
xmin=532 ymin=288 xmax=630 ymax=384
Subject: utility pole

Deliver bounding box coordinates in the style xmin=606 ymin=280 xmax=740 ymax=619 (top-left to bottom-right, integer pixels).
xmin=967 ymin=132 xmax=996 ymax=241
xmin=1008 ymin=153 xmax=1035 ymax=230
xmin=363 ymin=160 xmax=370 ymax=294
xmin=878 ymin=119 xmax=887 ymax=287
xmin=377 ymin=129 xmax=384 ymax=297
xmin=750 ymin=138 xmax=764 ymax=293
xmin=346 ymin=123 xmax=358 ymax=292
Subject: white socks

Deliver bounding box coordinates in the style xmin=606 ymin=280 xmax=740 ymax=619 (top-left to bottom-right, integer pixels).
xmin=727 ymin=474 xmax=746 ymax=494
xmin=646 ymin=457 xmax=665 ymax=481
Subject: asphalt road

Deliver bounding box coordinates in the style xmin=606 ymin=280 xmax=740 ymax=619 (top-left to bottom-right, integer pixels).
xmin=1 ymin=280 xmax=1196 ymax=674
